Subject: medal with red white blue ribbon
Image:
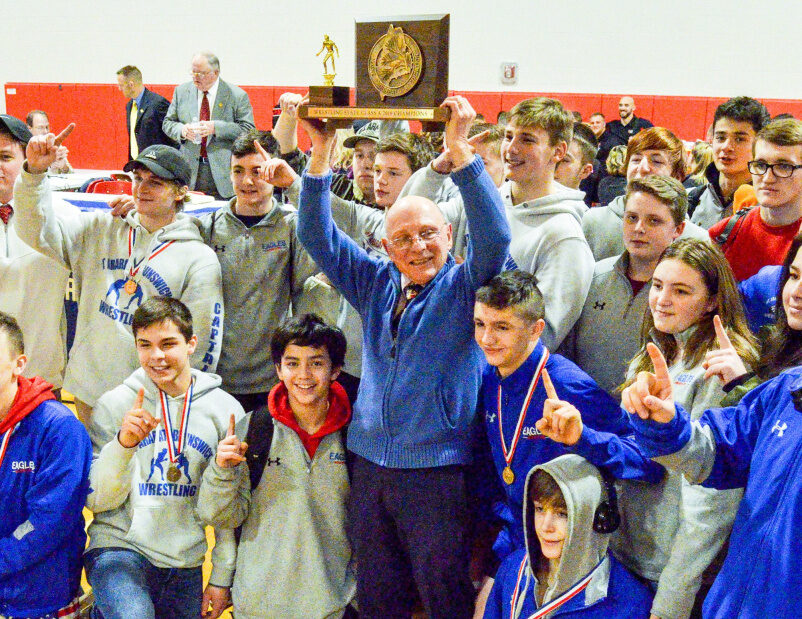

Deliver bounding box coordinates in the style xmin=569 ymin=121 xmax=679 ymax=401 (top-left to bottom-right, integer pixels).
xmin=159 ymin=377 xmax=194 ymax=482
xmin=509 ymin=554 xmax=599 ymax=619
xmin=124 ymin=227 xmax=175 ymax=295
xmin=497 ymin=348 xmax=549 ymax=485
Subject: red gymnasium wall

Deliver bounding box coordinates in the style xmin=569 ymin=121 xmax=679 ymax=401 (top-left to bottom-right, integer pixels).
xmin=7 ymin=82 xmax=802 ymax=171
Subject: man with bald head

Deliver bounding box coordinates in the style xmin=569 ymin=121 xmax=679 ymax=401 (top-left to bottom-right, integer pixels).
xmin=163 ymin=51 xmax=254 ymax=199
xmin=605 ymin=95 xmax=653 ymax=152
xmin=294 ymin=97 xmax=511 ymax=618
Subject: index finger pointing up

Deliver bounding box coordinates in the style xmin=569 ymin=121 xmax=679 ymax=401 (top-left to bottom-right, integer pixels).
xmin=54 ymin=123 xmax=76 ymax=146
xmin=713 ymin=314 xmax=734 ymax=350
xmin=253 ymin=140 xmax=270 ymax=161
xmin=227 ymin=413 xmax=236 ymax=437
xmin=646 ymin=342 xmax=670 ymax=385
xmin=133 ymin=387 xmax=145 ymax=410
xmin=541 ymin=367 xmax=558 ymax=401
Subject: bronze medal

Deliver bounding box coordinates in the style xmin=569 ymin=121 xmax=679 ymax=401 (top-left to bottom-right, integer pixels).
xmin=502 ymin=465 xmax=515 ymax=485
xmin=166 ymin=465 xmax=181 ymax=482
xmin=124 ymin=279 xmax=138 ymax=295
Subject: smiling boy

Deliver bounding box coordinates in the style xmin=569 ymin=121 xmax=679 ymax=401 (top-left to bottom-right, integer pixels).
xmin=198 ymin=313 xmax=355 ymax=618
xmin=709 ymin=118 xmax=802 ymax=280
xmin=689 ymin=97 xmax=770 ymax=229
xmin=473 ymin=270 xmax=662 ymax=563
xmin=85 ymin=297 xmax=243 ymax=619
xmin=483 ymin=455 xmax=652 ymax=618
xmin=563 ymin=175 xmax=687 ymax=395
xmin=197 ymin=129 xmax=317 ymax=411
xmin=14 ymin=134 xmax=223 ymax=424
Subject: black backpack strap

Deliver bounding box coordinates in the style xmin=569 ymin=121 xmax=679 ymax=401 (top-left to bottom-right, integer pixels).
xmin=686 ymin=185 xmax=705 ymax=219
xmin=341 ymin=424 xmax=355 ymax=483
xmin=244 ymin=404 xmax=274 ymax=491
xmin=713 ymin=207 xmax=752 ymax=247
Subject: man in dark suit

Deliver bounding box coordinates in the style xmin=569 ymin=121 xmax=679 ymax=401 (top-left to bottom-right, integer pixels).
xmin=116 ymin=66 xmax=176 ymax=162
xmin=162 ymin=52 xmax=255 ymax=199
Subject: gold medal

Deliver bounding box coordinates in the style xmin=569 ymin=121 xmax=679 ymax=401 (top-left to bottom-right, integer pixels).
xmin=502 ymin=465 xmax=515 ymax=485
xmin=124 ymin=279 xmax=138 ymax=295
xmin=166 ymin=465 xmax=181 ymax=482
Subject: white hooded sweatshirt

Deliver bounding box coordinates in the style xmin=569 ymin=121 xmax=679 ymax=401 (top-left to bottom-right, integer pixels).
xmin=87 ymin=367 xmax=244 ymax=584
xmin=14 ymin=170 xmax=223 ymax=406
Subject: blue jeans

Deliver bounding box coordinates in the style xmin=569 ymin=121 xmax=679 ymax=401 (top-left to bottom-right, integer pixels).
xmin=84 ymin=548 xmax=202 ymax=619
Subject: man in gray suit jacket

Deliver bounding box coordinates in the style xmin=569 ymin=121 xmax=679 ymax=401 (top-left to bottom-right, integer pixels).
xmin=163 ymin=52 xmax=255 ymax=199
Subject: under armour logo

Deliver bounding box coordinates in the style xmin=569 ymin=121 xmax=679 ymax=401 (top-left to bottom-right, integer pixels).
xmin=266 ymin=457 xmax=282 ymax=466
xmin=772 ymin=421 xmax=788 ymax=438
xmin=593 ymin=301 xmax=606 ymax=310
xmin=486 ymin=412 xmax=496 ymax=423
xmin=213 ymin=245 xmax=226 ymax=253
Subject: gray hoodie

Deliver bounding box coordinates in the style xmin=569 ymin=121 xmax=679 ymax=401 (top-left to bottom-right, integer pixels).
xmin=500 ymin=181 xmax=594 ymax=349
xmin=14 ymin=170 xmax=224 ymax=406
xmin=582 ymin=195 xmax=710 ymax=262
xmin=196 ymin=198 xmax=318 ymax=394
xmin=559 ymin=252 xmax=649 ymax=397
xmin=86 ymin=368 xmax=244 ymax=585
xmin=516 ymin=455 xmax=614 ymax=615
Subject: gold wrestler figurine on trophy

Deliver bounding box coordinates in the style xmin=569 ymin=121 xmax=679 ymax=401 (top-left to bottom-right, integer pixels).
xmin=317 ymin=34 xmax=339 ymax=86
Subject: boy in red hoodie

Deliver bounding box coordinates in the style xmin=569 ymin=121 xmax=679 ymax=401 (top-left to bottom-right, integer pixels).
xmin=198 ymin=313 xmax=355 ymax=618
xmin=0 ymin=311 xmax=92 ymax=617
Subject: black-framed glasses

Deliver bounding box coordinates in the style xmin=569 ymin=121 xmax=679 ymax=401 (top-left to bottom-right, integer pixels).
xmin=387 ymin=227 xmax=445 ymax=251
xmin=748 ymin=160 xmax=802 ymax=178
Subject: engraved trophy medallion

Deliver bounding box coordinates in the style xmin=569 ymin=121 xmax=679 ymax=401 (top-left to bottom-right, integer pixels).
xmin=368 ymin=25 xmax=423 ymax=101
xmin=124 ymin=279 xmax=138 ymax=295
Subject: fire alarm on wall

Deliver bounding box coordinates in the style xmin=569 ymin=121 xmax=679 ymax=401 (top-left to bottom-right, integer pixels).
xmin=501 ymin=62 xmax=518 ymax=85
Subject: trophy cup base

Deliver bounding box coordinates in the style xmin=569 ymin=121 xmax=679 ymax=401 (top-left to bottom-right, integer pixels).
xmin=309 ymin=86 xmax=350 ymax=107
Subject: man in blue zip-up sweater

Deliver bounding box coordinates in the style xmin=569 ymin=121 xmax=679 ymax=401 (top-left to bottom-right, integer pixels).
xmin=293 ymin=96 xmax=511 ymax=619
xmin=0 ymin=312 xmax=92 ymax=618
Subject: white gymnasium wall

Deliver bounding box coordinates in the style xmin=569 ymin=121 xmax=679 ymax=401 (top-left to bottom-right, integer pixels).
xmin=3 ymin=0 xmax=802 ymax=113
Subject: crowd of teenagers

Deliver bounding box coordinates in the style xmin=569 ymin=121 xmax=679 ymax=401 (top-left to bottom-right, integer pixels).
xmin=3 ymin=82 xmax=802 ymax=619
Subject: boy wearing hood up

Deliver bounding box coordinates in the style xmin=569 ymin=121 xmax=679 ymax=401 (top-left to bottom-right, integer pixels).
xmin=15 ymin=129 xmax=223 ymax=425
xmin=198 ymin=313 xmax=355 ymax=618
xmin=0 ymin=312 xmax=92 ymax=619
xmin=85 ymin=297 xmax=243 ymax=619
xmin=483 ymin=454 xmax=652 ymax=618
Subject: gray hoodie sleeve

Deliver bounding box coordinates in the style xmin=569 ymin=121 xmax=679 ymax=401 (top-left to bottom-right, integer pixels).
xmin=181 ymin=253 xmax=224 ymax=374
xmin=86 ymin=396 xmax=137 ymax=513
xmin=399 ymin=164 xmax=448 ymax=202
xmin=208 ymin=527 xmax=237 ymax=587
xmin=197 ymin=460 xmax=251 ymax=528
xmin=13 ymin=168 xmax=90 ymax=270
xmin=650 ymin=368 xmax=742 ymax=619
xmin=400 ymin=164 xmax=468 ymax=227
xmin=286 ymin=176 xmax=369 ymax=241
xmin=528 ymin=236 xmax=594 ymax=349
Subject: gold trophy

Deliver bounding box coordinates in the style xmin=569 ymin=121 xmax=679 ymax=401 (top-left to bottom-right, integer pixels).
xmin=309 ymin=35 xmax=350 ymax=107
xmin=301 ymin=14 xmax=450 ymax=128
